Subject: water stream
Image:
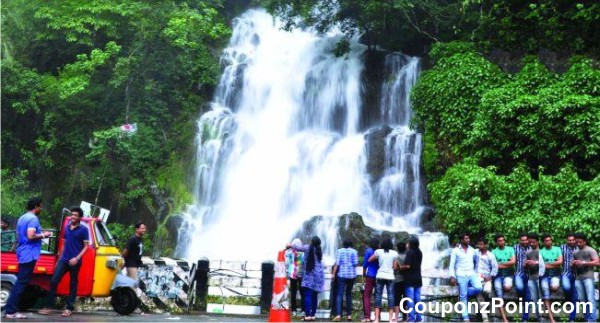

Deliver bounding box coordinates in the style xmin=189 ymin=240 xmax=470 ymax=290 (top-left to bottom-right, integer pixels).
xmin=178 ymin=9 xmax=448 ymax=266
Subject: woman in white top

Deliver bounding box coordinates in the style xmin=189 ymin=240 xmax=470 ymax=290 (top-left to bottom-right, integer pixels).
xmin=368 ymin=238 xmax=399 ymax=323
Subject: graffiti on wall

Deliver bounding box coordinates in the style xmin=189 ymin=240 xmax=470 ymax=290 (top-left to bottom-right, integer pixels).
xmin=136 ymin=260 xmax=192 ymax=309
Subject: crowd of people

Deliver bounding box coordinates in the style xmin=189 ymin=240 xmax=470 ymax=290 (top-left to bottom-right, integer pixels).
xmin=1 ymin=197 xmax=146 ymax=319
xmin=285 ymin=236 xmax=423 ymax=323
xmin=285 ymin=232 xmax=598 ymax=323
xmin=451 ymin=232 xmax=599 ymax=323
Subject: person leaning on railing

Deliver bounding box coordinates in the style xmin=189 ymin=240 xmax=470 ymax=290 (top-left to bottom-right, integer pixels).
xmin=572 ymin=233 xmax=599 ymax=322
xmin=540 ymin=234 xmax=562 ymax=323
xmin=560 ymin=233 xmax=579 ymax=322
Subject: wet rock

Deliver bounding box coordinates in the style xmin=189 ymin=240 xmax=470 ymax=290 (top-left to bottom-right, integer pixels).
xmin=364 ymin=125 xmax=393 ymax=184
xmin=166 ymin=213 xmax=185 ymax=235
xmin=419 ymin=206 xmax=438 ymax=232
xmin=294 ymin=212 xmax=411 ymax=255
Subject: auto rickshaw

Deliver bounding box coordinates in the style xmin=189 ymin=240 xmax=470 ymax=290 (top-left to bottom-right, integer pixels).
xmin=1 ymin=209 xmax=139 ymax=315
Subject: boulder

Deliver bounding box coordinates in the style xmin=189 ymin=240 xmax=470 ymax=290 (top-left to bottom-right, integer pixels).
xmin=364 ymin=125 xmax=393 ymax=184
xmin=294 ymin=212 xmax=411 ymax=255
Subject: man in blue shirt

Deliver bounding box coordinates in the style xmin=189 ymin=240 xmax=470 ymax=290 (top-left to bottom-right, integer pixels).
xmin=39 ymin=207 xmax=90 ymax=317
xmin=362 ymin=238 xmax=379 ymax=322
xmin=4 ymin=197 xmax=51 ymax=319
xmin=449 ymin=233 xmax=482 ymax=322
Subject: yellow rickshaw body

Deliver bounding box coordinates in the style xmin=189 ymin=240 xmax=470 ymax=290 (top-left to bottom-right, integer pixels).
xmin=91 ymin=245 xmax=123 ymax=296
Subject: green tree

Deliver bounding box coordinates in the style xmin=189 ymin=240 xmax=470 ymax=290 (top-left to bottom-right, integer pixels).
xmin=265 ymin=0 xmax=599 ymax=55
xmin=469 ymin=57 xmax=600 ymax=177
xmin=430 ymin=162 xmax=600 ymax=248
xmin=411 ymin=42 xmax=506 ymax=175
xmin=1 ymin=0 xmax=230 ymax=231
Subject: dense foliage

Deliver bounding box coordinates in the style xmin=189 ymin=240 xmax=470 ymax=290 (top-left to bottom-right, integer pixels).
xmin=265 ymin=0 xmax=599 ymax=56
xmin=430 ymin=162 xmax=600 ymax=247
xmin=413 ymin=44 xmax=599 ymax=179
xmin=1 ymin=0 xmax=231 ymax=239
xmin=412 ymin=43 xmax=599 ymax=246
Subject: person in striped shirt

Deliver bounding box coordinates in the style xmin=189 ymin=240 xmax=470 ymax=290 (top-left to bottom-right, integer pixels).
xmin=560 ymin=233 xmax=578 ymax=322
xmin=513 ymin=233 xmax=531 ymax=321
xmin=332 ymin=239 xmax=358 ymax=322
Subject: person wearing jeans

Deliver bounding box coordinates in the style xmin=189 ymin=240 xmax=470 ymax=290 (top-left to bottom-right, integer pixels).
xmin=332 ymin=239 xmax=358 ymax=321
xmin=449 ymin=233 xmax=482 ymax=322
xmin=475 ymin=238 xmax=498 ymax=322
xmin=362 ymin=238 xmax=379 ymax=322
xmin=524 ymin=233 xmax=544 ymax=321
xmin=39 ymin=207 xmax=90 ymax=317
xmin=4 ymin=197 xmax=50 ymax=319
xmin=400 ymin=237 xmax=422 ymax=323
xmin=288 ymin=236 xmax=324 ymax=322
xmin=540 ymin=234 xmax=562 ymax=323
xmin=393 ymin=242 xmax=407 ymax=322
xmin=492 ymin=234 xmax=516 ymax=322
xmin=302 ymin=287 xmax=319 ymax=320
xmin=513 ymin=234 xmax=531 ymax=321
xmin=368 ymin=238 xmax=398 ymax=323
xmin=560 ymin=234 xmax=578 ymax=321
xmin=572 ymin=233 xmax=599 ymax=322
xmin=43 ymin=261 xmax=81 ymax=312
xmin=4 ymin=261 xmax=37 ymax=317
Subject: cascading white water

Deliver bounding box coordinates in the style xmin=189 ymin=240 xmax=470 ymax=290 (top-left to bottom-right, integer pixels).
xmin=179 ymin=9 xmax=436 ymax=262
xmin=364 ymin=55 xmax=424 ymax=231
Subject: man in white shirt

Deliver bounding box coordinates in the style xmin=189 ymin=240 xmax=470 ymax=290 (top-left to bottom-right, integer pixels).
xmin=475 ymin=238 xmax=498 ymax=296
xmin=449 ymin=233 xmax=483 ymax=322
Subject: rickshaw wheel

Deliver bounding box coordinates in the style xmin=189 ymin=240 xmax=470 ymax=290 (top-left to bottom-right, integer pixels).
xmin=1 ymin=282 xmax=13 ymax=309
xmin=111 ymin=287 xmax=138 ymax=315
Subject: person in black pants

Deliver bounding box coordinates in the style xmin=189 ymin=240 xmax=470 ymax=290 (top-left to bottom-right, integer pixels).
xmin=393 ymin=241 xmax=407 ymax=322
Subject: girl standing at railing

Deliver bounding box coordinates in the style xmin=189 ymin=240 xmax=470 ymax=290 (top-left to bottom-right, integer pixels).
xmin=288 ymin=236 xmax=324 ymax=322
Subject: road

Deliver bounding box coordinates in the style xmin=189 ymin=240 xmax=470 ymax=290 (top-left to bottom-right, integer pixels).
xmin=4 ymin=310 xmax=267 ymax=322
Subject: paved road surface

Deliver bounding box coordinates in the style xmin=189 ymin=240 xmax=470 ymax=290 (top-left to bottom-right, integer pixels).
xmin=3 ymin=310 xmax=267 ymax=322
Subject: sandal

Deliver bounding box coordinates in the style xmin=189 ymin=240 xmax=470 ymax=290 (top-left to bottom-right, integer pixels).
xmin=361 ymin=319 xmax=371 ymax=322
xmin=333 ymin=316 xmax=342 ymax=322
xmin=38 ymin=308 xmax=53 ymax=315
xmin=61 ymin=309 xmax=72 ymax=317
xmin=4 ymin=313 xmax=27 ymax=319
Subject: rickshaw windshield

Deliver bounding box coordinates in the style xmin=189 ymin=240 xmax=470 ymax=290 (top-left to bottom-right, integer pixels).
xmin=94 ymin=221 xmax=116 ymax=246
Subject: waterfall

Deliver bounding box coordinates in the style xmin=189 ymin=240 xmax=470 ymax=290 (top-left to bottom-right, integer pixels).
xmin=179 ymin=9 xmax=433 ymax=262
xmin=365 ymin=55 xmax=424 ymax=230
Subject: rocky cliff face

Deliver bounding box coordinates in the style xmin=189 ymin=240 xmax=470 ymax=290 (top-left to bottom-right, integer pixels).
xmin=364 ymin=125 xmax=393 ymax=184
xmin=293 ymin=212 xmax=411 ymax=256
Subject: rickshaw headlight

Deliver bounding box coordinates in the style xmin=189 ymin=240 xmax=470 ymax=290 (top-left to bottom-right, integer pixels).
xmin=106 ymin=258 xmax=118 ymax=269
